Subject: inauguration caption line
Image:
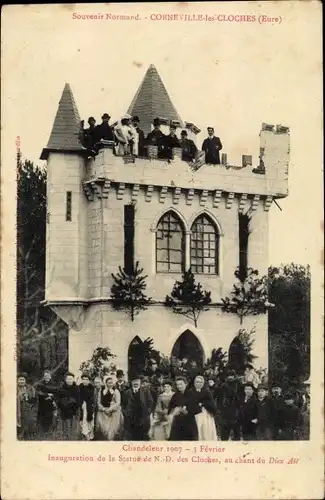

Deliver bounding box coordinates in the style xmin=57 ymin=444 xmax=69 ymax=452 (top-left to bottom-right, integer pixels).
xmin=48 ymin=445 xmax=299 ymax=465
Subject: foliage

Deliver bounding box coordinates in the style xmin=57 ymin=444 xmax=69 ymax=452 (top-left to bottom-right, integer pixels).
xmin=110 ymin=261 xmax=151 ymax=321
xmin=256 ymin=367 xmax=268 ymax=384
xmin=268 ymin=263 xmax=310 ymax=386
xmin=228 ymin=327 xmax=258 ymax=375
xmin=159 ymin=354 xmax=173 ymax=377
xmin=221 ymin=267 xmax=268 ymax=324
xmin=165 ymin=268 xmax=212 ymax=327
xmin=204 ymin=347 xmax=228 ymax=375
xmin=79 ymin=347 xmax=116 ymax=380
xmin=17 ymin=158 xmax=68 ymax=381
xmin=128 ymin=337 xmax=160 ymax=376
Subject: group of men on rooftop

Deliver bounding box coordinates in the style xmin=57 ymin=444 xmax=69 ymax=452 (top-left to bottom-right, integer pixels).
xmin=80 ymin=114 xmax=223 ymax=165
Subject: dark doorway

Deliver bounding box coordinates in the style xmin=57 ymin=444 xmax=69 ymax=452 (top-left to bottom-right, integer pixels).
xmin=128 ymin=336 xmax=143 ymax=377
xmin=228 ymin=337 xmax=246 ymax=375
xmin=171 ymin=329 xmax=204 ymax=367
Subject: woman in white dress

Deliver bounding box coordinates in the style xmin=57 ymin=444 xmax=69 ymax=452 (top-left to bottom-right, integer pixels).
xmin=187 ymin=375 xmax=219 ymax=441
xmin=96 ymin=376 xmax=124 ymax=440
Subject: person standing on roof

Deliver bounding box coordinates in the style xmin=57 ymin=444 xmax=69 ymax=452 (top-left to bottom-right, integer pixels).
xmin=202 ymin=127 xmax=223 ymax=165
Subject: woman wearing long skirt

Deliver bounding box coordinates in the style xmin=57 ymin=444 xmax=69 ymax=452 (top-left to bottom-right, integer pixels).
xmin=96 ymin=376 xmax=123 ymax=440
xmin=150 ymin=380 xmax=174 ymax=440
xmin=168 ymin=377 xmax=198 ymax=441
xmin=79 ymin=373 xmax=95 ymax=441
xmin=187 ymin=375 xmax=218 ymax=441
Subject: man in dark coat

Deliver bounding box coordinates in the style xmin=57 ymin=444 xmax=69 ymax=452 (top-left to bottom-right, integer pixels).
xmin=165 ymin=124 xmax=181 ymax=160
xmin=238 ymin=382 xmax=258 ymax=440
xmin=219 ymin=371 xmax=241 ymax=440
xmin=115 ymin=369 xmax=129 ymax=408
xmin=83 ymin=117 xmax=98 ymax=150
xmin=122 ymin=374 xmax=154 ymax=440
xmin=180 ymin=129 xmax=198 ymax=162
xmin=95 ymin=113 xmax=114 ymax=142
xmin=255 ymin=384 xmax=273 ymax=440
xmin=202 ymin=126 xmax=223 ymax=165
xmin=281 ymin=391 xmax=301 ymax=440
xmin=57 ymin=372 xmax=80 ymax=440
xmin=35 ymin=370 xmax=58 ymax=438
xmin=270 ymin=383 xmax=286 ymax=440
xmin=145 ymin=118 xmax=167 ymax=158
xmin=132 ymin=116 xmax=146 ymax=157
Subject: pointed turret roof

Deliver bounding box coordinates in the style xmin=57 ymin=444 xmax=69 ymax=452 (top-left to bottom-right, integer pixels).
xmin=127 ymin=64 xmax=183 ymax=134
xmin=41 ymin=83 xmax=85 ymax=160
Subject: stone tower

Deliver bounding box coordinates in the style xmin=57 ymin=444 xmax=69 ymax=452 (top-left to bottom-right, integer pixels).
xmin=41 ymin=66 xmax=290 ymax=376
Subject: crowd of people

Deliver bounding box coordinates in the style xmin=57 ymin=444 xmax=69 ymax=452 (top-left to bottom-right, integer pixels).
xmin=17 ymin=360 xmax=310 ymax=442
xmin=79 ymin=113 xmax=223 ymax=164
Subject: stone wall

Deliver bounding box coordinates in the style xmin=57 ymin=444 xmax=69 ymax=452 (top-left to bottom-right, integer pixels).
xmin=46 ymin=153 xmax=87 ymax=300
xmin=67 ymin=303 xmax=268 ymax=377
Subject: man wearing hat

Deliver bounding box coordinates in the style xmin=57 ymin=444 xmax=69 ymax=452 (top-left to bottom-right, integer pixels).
xmin=270 ymin=383 xmax=285 ymax=440
xmin=238 ymin=382 xmax=258 ymax=441
xmin=83 ymin=116 xmax=98 ymax=150
xmin=219 ymin=370 xmax=242 ymax=441
xmin=122 ymin=373 xmax=154 ymax=440
xmin=145 ymin=118 xmax=167 ymax=158
xmin=96 ymin=113 xmax=114 ymax=142
xmin=255 ymin=383 xmax=272 ymax=440
xmin=201 ymin=127 xmax=223 ymax=165
xmin=179 ymin=129 xmax=198 ymax=162
xmin=165 ymin=123 xmax=181 ymax=160
xmin=281 ymin=391 xmax=301 ymax=440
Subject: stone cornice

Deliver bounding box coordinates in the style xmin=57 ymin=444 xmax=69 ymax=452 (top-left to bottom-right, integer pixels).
xmin=82 ymin=178 xmax=274 ymax=211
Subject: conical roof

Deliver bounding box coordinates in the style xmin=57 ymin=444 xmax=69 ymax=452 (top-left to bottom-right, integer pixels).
xmin=41 ymin=83 xmax=85 ymax=159
xmin=127 ymin=64 xmax=183 ymax=135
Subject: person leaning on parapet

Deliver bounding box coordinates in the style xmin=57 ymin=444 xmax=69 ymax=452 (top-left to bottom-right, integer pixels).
xmin=145 ymin=117 xmax=167 ymax=158
xmin=201 ymin=126 xmax=223 ymax=165
xmin=114 ymin=115 xmax=135 ymax=155
xmin=83 ymin=116 xmax=98 ymax=150
xmin=96 ymin=113 xmax=114 ymax=142
xmin=165 ymin=123 xmax=181 ymax=160
xmin=179 ymin=129 xmax=198 ymax=162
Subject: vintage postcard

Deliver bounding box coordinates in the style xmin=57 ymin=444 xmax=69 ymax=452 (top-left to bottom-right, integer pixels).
xmin=1 ymin=2 xmax=323 ymax=499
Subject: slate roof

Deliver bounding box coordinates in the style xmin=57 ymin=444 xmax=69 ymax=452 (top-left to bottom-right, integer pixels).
xmin=127 ymin=64 xmax=184 ymax=135
xmin=41 ymin=83 xmax=85 ymax=159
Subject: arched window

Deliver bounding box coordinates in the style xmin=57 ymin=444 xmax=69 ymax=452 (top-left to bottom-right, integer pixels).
xmin=190 ymin=214 xmax=219 ymax=274
xmin=156 ymin=211 xmax=185 ymax=272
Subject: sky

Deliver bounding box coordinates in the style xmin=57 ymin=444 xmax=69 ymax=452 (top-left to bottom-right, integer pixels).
xmin=2 ymin=2 xmax=323 ymax=267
